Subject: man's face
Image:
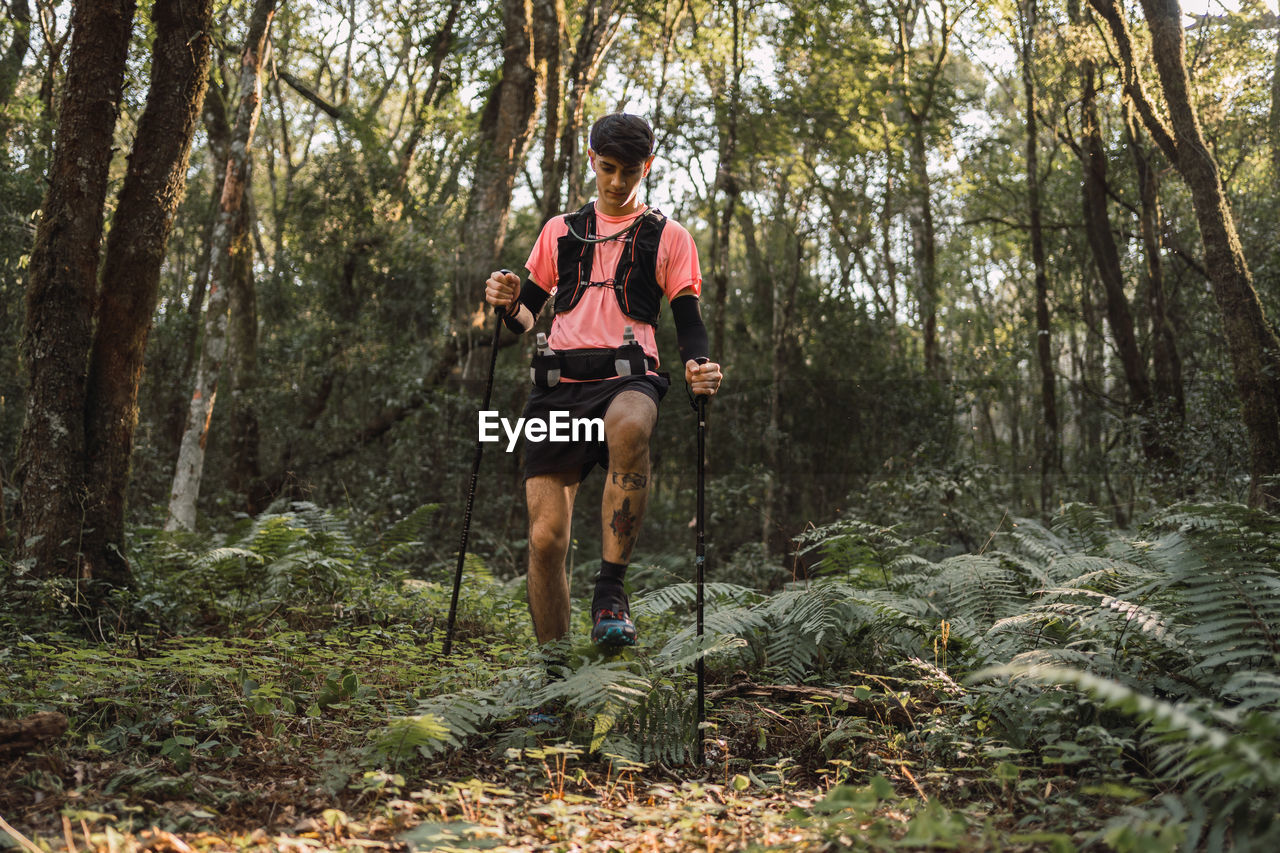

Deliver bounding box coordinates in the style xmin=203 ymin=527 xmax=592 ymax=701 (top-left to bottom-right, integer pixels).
xmin=590 ymin=150 xmax=654 ymax=216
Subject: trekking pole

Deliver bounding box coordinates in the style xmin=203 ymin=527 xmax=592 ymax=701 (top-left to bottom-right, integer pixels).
xmin=693 ymin=357 xmax=709 ymax=766
xmin=443 ymin=272 xmax=511 ymax=657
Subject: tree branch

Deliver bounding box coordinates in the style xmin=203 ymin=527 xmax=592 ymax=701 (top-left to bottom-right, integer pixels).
xmin=1086 ymin=0 xmax=1180 ymax=164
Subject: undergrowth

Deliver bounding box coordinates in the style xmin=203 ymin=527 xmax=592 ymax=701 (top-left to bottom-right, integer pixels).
xmin=2 ymin=499 xmax=1277 ymax=851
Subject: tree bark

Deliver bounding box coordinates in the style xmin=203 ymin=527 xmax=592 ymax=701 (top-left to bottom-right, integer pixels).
xmin=80 ymin=0 xmax=216 ymax=583
xmin=1090 ymin=0 xmax=1280 ymax=506
xmin=1021 ymin=0 xmax=1057 ymax=516
xmin=166 ymin=0 xmax=276 ymax=531
xmin=0 ymin=0 xmax=30 ymax=112
xmin=16 ymin=0 xmax=137 ymax=579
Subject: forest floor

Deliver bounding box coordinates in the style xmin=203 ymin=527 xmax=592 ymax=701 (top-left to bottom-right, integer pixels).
xmin=3 ymin=505 xmax=1175 ymax=852
xmin=1 ymin=624 xmax=1099 ymax=853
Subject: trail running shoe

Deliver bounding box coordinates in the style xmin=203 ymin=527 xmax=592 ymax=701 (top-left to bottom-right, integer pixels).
xmin=591 ymin=609 xmax=637 ymax=647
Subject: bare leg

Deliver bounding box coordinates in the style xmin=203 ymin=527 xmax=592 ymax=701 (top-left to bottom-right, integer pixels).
xmin=525 ymin=470 xmax=580 ymax=644
xmin=601 ymin=390 xmax=658 ymax=563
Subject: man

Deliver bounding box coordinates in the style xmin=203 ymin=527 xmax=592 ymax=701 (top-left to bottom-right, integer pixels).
xmin=485 ymin=113 xmax=723 ymax=649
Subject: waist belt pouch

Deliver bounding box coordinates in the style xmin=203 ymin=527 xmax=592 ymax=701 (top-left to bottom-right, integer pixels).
xmin=530 ymin=351 xmax=561 ymax=387
xmin=614 ymin=340 xmax=648 ymax=377
xmin=553 ymin=348 xmax=660 ymax=381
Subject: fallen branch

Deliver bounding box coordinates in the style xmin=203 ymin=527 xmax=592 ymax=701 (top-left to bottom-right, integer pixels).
xmin=706 ymin=681 xmax=914 ymax=729
xmin=0 ymin=711 xmax=69 ymax=757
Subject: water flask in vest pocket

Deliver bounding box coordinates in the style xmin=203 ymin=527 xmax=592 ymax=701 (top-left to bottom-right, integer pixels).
xmin=615 ymin=325 xmax=646 ymax=377
xmin=531 ymin=333 xmax=560 ymax=387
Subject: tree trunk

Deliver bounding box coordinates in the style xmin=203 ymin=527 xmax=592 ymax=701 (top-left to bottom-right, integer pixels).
xmin=1080 ymin=61 xmax=1151 ymax=415
xmin=1124 ymin=104 xmax=1184 ymax=425
xmin=544 ymin=0 xmax=621 ymax=220
xmin=535 ymin=0 xmax=563 ymax=218
xmin=166 ymin=0 xmax=276 ymax=531
xmin=0 ymin=0 xmax=30 ymax=112
xmin=167 ymin=73 xmax=231 ymax=450
xmin=1090 ymin=0 xmax=1280 ymax=507
xmin=80 ymin=0 xmax=216 ymax=584
xmin=1021 ymin=0 xmax=1057 ymax=516
xmin=709 ymin=0 xmax=742 ymax=361
xmin=452 ymin=0 xmax=547 ymax=376
xmin=907 ymin=116 xmax=941 ymax=378
xmin=1076 ymin=270 xmax=1105 ymax=505
xmin=891 ymin=0 xmax=952 ymax=380
xmin=16 ymin=0 xmax=137 ymax=579
xmin=228 ymin=184 xmax=264 ymax=513
xmin=1271 ymin=25 xmax=1280 ymax=178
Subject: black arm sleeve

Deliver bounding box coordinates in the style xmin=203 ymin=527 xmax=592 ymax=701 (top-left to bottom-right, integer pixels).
xmin=671 ymin=294 xmax=710 ymax=364
xmin=501 ymin=278 xmax=551 ymax=333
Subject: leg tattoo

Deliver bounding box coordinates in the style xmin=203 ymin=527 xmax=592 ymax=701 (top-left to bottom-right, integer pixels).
xmin=610 ymin=497 xmax=637 ymax=548
xmin=611 ymin=471 xmax=648 ymax=491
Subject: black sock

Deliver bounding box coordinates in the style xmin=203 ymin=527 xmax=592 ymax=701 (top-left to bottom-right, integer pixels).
xmin=592 ymin=560 xmax=629 ymax=615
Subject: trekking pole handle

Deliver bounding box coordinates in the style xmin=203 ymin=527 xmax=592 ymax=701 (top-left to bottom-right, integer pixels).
xmin=496 ymin=269 xmax=515 ymax=318
xmin=693 ymin=357 xmax=711 ymax=401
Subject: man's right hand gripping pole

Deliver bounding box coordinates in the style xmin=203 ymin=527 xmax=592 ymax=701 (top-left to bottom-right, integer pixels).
xmin=486 ymin=269 xmax=538 ymax=334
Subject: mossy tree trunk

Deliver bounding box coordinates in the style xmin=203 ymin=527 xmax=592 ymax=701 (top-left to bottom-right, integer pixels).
xmin=1089 ymin=0 xmax=1280 ymax=508
xmin=81 ymin=0 xmax=217 ymax=581
xmin=16 ymin=0 xmax=138 ymax=580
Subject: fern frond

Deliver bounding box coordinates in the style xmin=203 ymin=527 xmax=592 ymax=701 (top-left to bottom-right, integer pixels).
xmin=532 ymin=660 xmax=651 ymax=717
xmin=375 ymin=503 xmax=440 ymax=563
xmin=1050 ymin=503 xmax=1116 ymax=552
xmin=632 ymin=582 xmax=760 ymax=617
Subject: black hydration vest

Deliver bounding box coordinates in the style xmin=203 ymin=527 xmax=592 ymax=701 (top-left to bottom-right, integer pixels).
xmin=554 ymin=202 xmax=668 ymax=327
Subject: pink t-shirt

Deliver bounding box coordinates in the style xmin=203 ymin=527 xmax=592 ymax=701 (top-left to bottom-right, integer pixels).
xmin=525 ymin=204 xmax=701 ymax=371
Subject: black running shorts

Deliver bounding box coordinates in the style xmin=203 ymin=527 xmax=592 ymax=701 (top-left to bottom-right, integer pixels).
xmin=522 ymin=374 xmax=670 ymax=482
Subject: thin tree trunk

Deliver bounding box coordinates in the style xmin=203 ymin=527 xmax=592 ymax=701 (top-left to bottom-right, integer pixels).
xmin=893 ymin=0 xmax=951 ymax=380
xmin=1124 ymin=104 xmax=1184 ymax=424
xmin=452 ymin=0 xmax=547 ymax=375
xmin=541 ymin=0 xmax=621 ymax=221
xmin=1079 ymin=57 xmax=1156 ymax=428
xmin=762 ymin=218 xmax=803 ymax=555
xmin=167 ymin=74 xmax=230 ymax=449
xmin=709 ymin=0 xmax=742 ymax=361
xmin=228 ymin=181 xmax=263 ymax=513
xmin=907 ymin=117 xmax=941 ymax=377
xmin=80 ymin=0 xmax=216 ymax=583
xmin=16 ymin=0 xmax=137 ymax=579
xmin=1077 ymin=270 xmax=1105 ymax=505
xmin=1271 ymin=25 xmax=1280 ymax=178
xmin=1090 ymin=0 xmax=1280 ymax=507
xmin=166 ymin=0 xmax=276 ymax=531
xmin=0 ymin=0 xmax=30 ymax=111
xmin=1021 ymin=0 xmax=1057 ymax=516
xmin=535 ymin=0 xmax=563 ymax=217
